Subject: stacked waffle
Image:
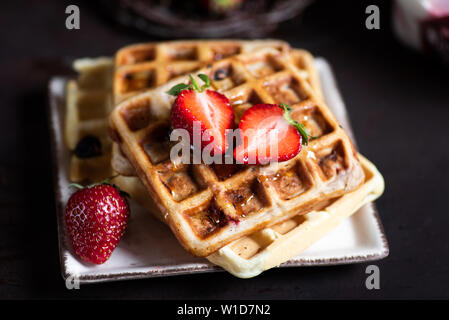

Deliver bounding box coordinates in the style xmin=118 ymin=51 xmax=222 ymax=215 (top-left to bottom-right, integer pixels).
xmin=65 ymin=40 xmax=384 ymax=278
xmin=65 ymin=57 xmax=114 ymax=182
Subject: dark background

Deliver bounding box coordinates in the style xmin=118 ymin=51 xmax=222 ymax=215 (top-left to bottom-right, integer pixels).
xmin=1 ymin=0 xmax=448 ymax=299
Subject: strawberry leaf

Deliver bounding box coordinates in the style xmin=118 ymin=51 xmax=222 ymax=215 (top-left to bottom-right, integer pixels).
xmin=198 ymin=73 xmax=211 ymax=90
xmin=167 ymin=83 xmax=191 ymax=96
xmin=167 ymin=74 xmax=212 ymax=96
xmin=279 ymin=103 xmax=317 ymax=146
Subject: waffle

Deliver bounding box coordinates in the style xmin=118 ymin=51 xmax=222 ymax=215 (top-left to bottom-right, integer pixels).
xmin=65 ymin=58 xmax=114 ymax=182
xmin=117 ymin=155 xmax=384 ymax=277
xmin=114 ymin=39 xmax=290 ymax=105
xmin=111 ymin=47 xmax=323 ymax=176
xmin=109 ymin=47 xmax=365 ymax=257
xmin=112 ymin=45 xmax=326 ymax=221
xmin=207 ymin=155 xmax=384 ymax=278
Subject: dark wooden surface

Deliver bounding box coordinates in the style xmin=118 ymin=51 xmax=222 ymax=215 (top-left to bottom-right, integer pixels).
xmin=1 ymin=0 xmax=448 ymax=299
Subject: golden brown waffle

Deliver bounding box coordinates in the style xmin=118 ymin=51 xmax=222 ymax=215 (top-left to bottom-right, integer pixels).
xmin=111 ymin=47 xmax=323 ymax=176
xmin=207 ymin=155 xmax=384 ymax=277
xmin=65 ymin=58 xmax=114 ymax=182
xmin=109 ymin=47 xmax=365 ymax=257
xmin=114 ymin=39 xmax=290 ymax=105
xmin=116 ymin=155 xmax=384 ymax=277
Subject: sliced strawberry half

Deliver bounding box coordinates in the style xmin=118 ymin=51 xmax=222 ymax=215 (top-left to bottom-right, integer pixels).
xmin=169 ymin=74 xmax=234 ymax=155
xmin=234 ymin=103 xmax=314 ymax=165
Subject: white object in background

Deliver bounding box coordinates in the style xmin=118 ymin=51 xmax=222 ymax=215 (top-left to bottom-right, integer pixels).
xmin=393 ymin=0 xmax=449 ymax=60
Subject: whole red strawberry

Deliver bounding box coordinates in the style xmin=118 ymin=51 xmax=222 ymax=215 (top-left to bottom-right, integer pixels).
xmin=65 ymin=183 xmax=130 ymax=264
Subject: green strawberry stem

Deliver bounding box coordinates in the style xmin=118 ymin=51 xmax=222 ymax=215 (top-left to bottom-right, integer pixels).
xmin=68 ymin=183 xmax=84 ymax=189
xmin=279 ymin=103 xmax=316 ymax=146
xmin=189 ymin=75 xmax=200 ymax=92
xmin=167 ymin=73 xmax=211 ymax=96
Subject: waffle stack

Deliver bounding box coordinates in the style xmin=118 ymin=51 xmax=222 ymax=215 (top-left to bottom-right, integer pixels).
xmin=65 ymin=40 xmax=384 ymax=277
xmin=65 ymin=57 xmax=114 ymax=182
xmin=109 ymin=45 xmax=366 ymax=257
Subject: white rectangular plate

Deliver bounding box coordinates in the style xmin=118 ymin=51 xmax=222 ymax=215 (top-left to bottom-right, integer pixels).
xmin=48 ymin=58 xmax=389 ymax=283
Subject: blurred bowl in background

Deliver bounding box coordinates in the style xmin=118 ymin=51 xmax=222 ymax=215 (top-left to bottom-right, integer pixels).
xmin=98 ymin=0 xmax=313 ymax=38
